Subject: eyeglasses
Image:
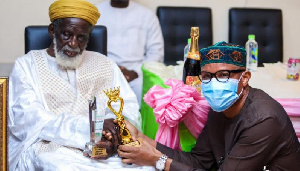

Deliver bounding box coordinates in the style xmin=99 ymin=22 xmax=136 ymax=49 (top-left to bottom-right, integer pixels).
xmin=199 ymin=69 xmax=245 ymax=84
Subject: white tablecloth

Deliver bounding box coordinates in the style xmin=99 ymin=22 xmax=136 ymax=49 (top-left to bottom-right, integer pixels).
xmin=249 ymin=63 xmax=300 ymax=98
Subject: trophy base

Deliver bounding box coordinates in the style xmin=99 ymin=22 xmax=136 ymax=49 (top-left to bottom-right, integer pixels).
xmin=124 ymin=140 xmax=141 ymax=147
xmin=83 ymin=142 xmax=107 ymax=159
xmin=123 ymin=140 xmax=141 ymax=165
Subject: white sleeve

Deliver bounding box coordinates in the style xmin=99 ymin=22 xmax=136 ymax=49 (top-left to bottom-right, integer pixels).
xmin=108 ymin=62 xmax=142 ymax=130
xmin=39 ymin=114 xmax=90 ymax=149
xmin=9 ymin=59 xmax=57 ymax=170
xmin=9 ymin=58 xmax=90 ymax=153
xmin=144 ymin=13 xmax=164 ymax=63
xmin=131 ymin=13 xmax=164 ymax=84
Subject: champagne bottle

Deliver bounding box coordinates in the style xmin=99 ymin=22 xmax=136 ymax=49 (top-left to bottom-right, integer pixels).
xmin=182 ymin=27 xmax=201 ymax=92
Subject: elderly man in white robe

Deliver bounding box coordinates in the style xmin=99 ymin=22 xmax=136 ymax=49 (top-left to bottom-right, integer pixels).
xmin=8 ymin=0 xmax=152 ymax=170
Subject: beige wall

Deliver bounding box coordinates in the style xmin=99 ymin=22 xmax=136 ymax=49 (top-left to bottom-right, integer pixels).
xmin=0 ymin=0 xmax=299 ymax=64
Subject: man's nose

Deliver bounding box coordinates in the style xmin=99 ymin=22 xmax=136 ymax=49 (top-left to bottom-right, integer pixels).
xmin=68 ymin=36 xmax=78 ymax=49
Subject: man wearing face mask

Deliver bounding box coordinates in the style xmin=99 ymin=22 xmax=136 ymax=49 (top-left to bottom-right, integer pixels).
xmin=116 ymin=42 xmax=300 ymax=171
xmin=95 ymin=0 xmax=164 ymax=107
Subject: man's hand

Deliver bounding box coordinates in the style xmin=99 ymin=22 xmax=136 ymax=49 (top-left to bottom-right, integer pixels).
xmin=124 ymin=120 xmax=140 ymax=141
xmin=118 ymin=138 xmax=163 ymax=166
xmin=103 ymin=119 xmax=121 ymax=154
xmin=104 ymin=120 xmax=140 ymax=142
xmin=119 ymin=66 xmax=138 ymax=82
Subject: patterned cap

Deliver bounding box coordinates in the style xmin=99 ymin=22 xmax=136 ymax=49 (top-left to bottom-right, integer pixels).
xmin=200 ymin=41 xmax=246 ymax=67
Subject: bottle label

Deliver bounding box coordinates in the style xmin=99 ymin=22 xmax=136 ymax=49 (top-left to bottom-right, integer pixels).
xmin=187 ymin=52 xmax=200 ymax=60
xmin=186 ymin=76 xmax=201 ymax=92
xmin=249 ymin=47 xmax=258 ymax=70
xmin=250 ymin=48 xmax=258 ymax=63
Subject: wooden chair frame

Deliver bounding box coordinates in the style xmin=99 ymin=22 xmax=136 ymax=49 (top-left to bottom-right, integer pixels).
xmin=0 ymin=77 xmax=8 ymax=171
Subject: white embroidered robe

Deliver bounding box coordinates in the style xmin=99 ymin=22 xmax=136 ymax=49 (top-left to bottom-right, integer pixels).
xmin=8 ymin=50 xmax=151 ymax=170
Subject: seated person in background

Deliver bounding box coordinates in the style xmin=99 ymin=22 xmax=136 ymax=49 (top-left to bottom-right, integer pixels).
xmin=96 ymin=0 xmax=164 ymax=107
xmin=8 ymin=0 xmax=141 ymax=170
xmin=116 ymin=42 xmax=300 ymax=170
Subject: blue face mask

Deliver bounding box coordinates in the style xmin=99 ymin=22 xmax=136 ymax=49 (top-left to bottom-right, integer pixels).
xmin=201 ymin=74 xmax=244 ymax=112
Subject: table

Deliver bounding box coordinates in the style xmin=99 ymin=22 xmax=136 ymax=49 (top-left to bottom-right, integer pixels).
xmin=141 ymin=62 xmax=300 ymax=151
xmin=249 ymin=63 xmax=300 ymax=98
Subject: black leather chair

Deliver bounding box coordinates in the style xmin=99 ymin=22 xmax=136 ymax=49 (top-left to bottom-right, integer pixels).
xmin=25 ymin=25 xmax=107 ymax=55
xmin=157 ymin=7 xmax=213 ymax=65
xmin=229 ymin=8 xmax=283 ymax=66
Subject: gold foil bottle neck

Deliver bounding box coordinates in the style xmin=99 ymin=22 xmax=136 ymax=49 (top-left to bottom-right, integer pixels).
xmin=188 ymin=27 xmax=200 ymax=60
xmin=190 ymin=27 xmax=199 ymax=38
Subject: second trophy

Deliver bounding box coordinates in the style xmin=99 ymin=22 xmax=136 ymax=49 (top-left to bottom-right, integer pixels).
xmin=103 ymin=87 xmax=140 ymax=147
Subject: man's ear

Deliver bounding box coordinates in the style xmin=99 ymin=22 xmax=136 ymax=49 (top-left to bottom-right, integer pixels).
xmin=242 ymin=70 xmax=251 ymax=87
xmin=48 ymin=24 xmax=55 ymax=39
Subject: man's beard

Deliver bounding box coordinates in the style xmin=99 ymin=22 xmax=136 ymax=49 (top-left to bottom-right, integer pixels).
xmin=53 ymin=37 xmax=86 ymax=69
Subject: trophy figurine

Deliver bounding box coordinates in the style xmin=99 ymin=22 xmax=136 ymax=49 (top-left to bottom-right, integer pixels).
xmin=83 ymin=96 xmax=107 ymax=159
xmin=103 ymin=87 xmax=140 ymax=147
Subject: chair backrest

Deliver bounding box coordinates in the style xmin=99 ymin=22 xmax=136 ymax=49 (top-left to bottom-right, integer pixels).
xmin=229 ymin=8 xmax=283 ymax=66
xmin=157 ymin=7 xmax=213 ymax=65
xmin=25 ymin=25 xmax=107 ymax=55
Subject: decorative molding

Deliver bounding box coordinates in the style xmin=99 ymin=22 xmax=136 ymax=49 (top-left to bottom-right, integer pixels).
xmin=0 ymin=77 xmax=8 ymax=171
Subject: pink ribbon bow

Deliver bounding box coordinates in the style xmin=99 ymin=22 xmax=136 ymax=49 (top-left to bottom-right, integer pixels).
xmin=144 ymin=79 xmax=210 ymax=149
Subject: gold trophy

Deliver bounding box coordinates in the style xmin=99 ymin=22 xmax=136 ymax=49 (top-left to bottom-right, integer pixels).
xmin=103 ymin=87 xmax=140 ymax=147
